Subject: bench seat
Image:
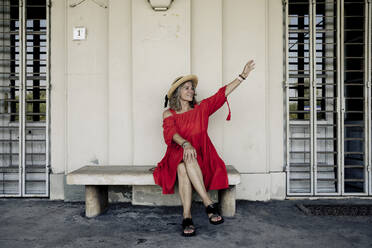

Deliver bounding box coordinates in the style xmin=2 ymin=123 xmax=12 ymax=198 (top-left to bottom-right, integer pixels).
xmin=67 ymin=165 xmax=240 ymax=218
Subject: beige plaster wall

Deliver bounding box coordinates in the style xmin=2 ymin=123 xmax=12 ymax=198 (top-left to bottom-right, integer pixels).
xmin=50 ymin=0 xmax=285 ymax=200
xmin=222 ymin=0 xmax=268 ymax=175
xmin=222 ymin=0 xmax=285 ymax=200
xmin=66 ymin=0 xmax=109 ymax=172
xmin=108 ymin=0 xmax=133 ymax=164
xmin=191 ymin=0 xmax=225 ymax=154
xmin=132 ymin=0 xmax=191 ymax=165
xmin=50 ymin=0 xmax=66 ymax=174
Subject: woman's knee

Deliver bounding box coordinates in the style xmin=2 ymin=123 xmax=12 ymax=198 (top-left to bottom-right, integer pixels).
xmin=177 ymin=162 xmax=188 ymax=177
xmin=184 ymin=158 xmax=198 ymax=168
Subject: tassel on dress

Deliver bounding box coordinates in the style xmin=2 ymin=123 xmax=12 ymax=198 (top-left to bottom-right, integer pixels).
xmin=226 ymin=99 xmax=231 ymax=121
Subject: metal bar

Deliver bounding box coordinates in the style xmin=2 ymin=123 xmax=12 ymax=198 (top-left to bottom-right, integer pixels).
xmin=0 ymin=99 xmax=46 ymax=102
xmin=25 ymin=31 xmax=47 ymax=35
xmin=310 ymin=0 xmax=316 ymax=196
xmin=284 ymin=0 xmax=291 ymax=196
xmin=290 ymin=42 xmax=338 ymax=45
xmin=342 ymin=192 xmax=370 ymax=196
xmin=21 ymin=0 xmax=26 ymax=197
xmin=45 ymin=0 xmax=50 ymax=197
xmin=0 ymin=113 xmax=47 ymax=116
xmin=363 ymin=0 xmax=369 ymax=195
xmin=315 ymin=124 xmax=338 ymax=127
xmin=340 ymin=0 xmax=345 ymax=195
xmin=344 ymin=124 xmax=365 ymax=127
xmin=290 ymin=97 xmax=341 ymax=99
xmin=11 ymin=0 xmax=23 ymax=197
xmin=0 ymin=179 xmax=47 ymax=183
xmin=0 ymin=194 xmax=23 ymax=197
xmin=316 ymin=192 xmax=341 ymax=196
xmin=291 ymin=137 xmax=333 ymax=140
xmin=25 ymin=5 xmax=48 ymax=8
xmin=18 ymin=194 xmax=48 ymax=197
xmin=290 ymin=83 xmax=337 ymax=86
xmin=0 ymin=152 xmax=46 ymax=155
xmin=368 ymin=0 xmax=372 ymax=195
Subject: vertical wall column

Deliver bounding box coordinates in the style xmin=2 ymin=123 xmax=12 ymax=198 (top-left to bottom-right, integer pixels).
xmin=132 ymin=0 xmax=190 ymax=165
xmin=108 ymin=0 xmax=133 ymax=164
xmin=268 ymin=0 xmax=285 ymax=199
xmin=190 ymin=0 xmax=223 ymax=151
xmin=223 ymin=0 xmax=270 ymax=200
xmin=50 ymin=0 xmax=66 ymax=200
xmin=66 ymin=1 xmax=109 ymax=172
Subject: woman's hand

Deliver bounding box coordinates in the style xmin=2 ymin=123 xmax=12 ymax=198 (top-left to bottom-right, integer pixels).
xmin=240 ymin=60 xmax=255 ymax=79
xmin=225 ymin=59 xmax=256 ymax=97
xmin=183 ymin=143 xmax=197 ymax=163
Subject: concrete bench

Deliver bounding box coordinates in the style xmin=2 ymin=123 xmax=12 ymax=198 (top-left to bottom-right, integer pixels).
xmin=66 ymin=165 xmax=240 ymax=218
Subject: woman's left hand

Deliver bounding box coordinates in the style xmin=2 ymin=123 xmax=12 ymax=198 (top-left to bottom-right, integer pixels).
xmin=241 ymin=60 xmax=255 ymax=78
xmin=183 ymin=143 xmax=197 ymax=163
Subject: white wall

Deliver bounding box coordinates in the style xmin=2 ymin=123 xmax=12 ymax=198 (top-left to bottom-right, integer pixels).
xmin=50 ymin=0 xmax=285 ymax=201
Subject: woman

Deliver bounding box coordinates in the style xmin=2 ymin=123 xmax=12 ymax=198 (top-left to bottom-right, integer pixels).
xmin=153 ymin=60 xmax=255 ymax=237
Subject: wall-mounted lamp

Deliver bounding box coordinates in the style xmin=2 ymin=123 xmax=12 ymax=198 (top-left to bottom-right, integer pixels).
xmin=147 ymin=0 xmax=174 ymax=11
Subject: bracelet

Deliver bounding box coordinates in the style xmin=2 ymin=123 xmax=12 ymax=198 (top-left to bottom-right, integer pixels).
xmin=181 ymin=141 xmax=189 ymax=148
xmin=239 ymin=74 xmax=246 ymax=80
xmin=237 ymin=76 xmax=244 ymax=82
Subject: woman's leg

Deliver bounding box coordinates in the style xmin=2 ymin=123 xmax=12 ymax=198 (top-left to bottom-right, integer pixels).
xmin=183 ymin=159 xmax=212 ymax=206
xmin=177 ymin=162 xmax=195 ymax=235
xmin=177 ymin=162 xmax=192 ymax=219
xmin=184 ymin=158 xmax=222 ymax=222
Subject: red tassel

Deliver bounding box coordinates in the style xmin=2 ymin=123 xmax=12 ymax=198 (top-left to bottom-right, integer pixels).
xmin=226 ymin=98 xmax=231 ymax=121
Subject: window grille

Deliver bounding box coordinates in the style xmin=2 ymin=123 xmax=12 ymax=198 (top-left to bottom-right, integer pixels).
xmin=284 ymin=0 xmax=372 ymax=196
xmin=0 ymin=0 xmax=49 ymax=197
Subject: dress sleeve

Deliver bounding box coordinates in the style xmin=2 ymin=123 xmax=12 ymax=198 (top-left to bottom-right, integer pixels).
xmin=163 ymin=116 xmax=177 ymax=146
xmin=200 ymin=85 xmax=231 ymax=120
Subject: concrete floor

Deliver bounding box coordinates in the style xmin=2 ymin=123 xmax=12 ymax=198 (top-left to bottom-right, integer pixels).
xmin=0 ymin=199 xmax=372 ymax=248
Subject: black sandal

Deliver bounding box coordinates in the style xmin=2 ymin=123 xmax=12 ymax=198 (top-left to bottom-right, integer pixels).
xmin=206 ymin=203 xmax=224 ymax=225
xmin=181 ymin=218 xmax=196 ymax=237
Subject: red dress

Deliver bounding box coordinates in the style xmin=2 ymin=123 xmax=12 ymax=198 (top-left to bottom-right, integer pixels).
xmin=153 ymin=85 xmax=231 ymax=194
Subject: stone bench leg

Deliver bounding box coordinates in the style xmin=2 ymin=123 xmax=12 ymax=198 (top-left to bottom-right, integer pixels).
xmin=219 ymin=185 xmax=236 ymax=217
xmin=85 ymin=185 xmax=108 ymax=218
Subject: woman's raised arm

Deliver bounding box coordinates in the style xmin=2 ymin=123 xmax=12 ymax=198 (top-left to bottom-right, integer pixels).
xmin=225 ymin=60 xmax=255 ymax=97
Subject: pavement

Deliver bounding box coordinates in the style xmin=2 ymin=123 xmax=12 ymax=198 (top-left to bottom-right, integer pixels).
xmin=0 ymin=198 xmax=372 ymax=248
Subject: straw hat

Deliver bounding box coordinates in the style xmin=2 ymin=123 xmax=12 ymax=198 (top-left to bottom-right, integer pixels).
xmin=164 ymin=74 xmax=198 ymax=107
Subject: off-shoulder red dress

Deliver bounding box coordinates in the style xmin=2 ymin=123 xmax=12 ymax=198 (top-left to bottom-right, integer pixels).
xmin=153 ymin=85 xmax=231 ymax=194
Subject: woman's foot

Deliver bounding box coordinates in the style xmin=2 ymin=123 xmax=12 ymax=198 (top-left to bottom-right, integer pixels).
xmin=206 ymin=203 xmax=224 ymax=225
xmin=182 ymin=218 xmax=196 ymax=237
